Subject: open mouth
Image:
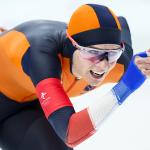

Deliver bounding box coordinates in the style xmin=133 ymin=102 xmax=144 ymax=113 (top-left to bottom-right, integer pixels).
xmin=90 ymin=70 xmax=105 ymax=79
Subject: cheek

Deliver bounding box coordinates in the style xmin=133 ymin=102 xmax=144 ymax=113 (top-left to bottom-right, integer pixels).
xmin=77 ymin=58 xmax=93 ymax=75
xmin=80 ymin=57 xmax=92 ymax=65
xmin=73 ymin=55 xmax=92 ymax=73
xmin=80 ymin=58 xmax=93 ymax=70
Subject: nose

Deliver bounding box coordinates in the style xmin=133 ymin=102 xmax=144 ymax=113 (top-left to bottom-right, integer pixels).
xmin=94 ymin=58 xmax=109 ymax=69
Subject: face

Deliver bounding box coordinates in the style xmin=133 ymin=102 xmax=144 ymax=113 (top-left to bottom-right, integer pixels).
xmin=72 ymin=44 xmax=121 ymax=86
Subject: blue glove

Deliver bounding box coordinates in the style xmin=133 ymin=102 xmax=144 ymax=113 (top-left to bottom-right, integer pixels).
xmin=112 ymin=52 xmax=147 ymax=104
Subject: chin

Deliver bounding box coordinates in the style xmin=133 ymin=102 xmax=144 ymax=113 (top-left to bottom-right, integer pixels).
xmin=89 ymin=79 xmax=103 ymax=86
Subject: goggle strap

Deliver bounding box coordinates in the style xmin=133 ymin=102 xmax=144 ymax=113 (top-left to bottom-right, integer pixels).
xmin=66 ymin=30 xmax=79 ymax=47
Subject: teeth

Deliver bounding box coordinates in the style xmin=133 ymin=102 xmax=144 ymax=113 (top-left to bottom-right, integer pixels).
xmin=90 ymin=70 xmax=105 ymax=79
xmin=92 ymin=71 xmax=103 ymax=75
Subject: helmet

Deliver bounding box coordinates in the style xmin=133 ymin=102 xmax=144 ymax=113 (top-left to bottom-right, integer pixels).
xmin=65 ymin=4 xmax=122 ymax=55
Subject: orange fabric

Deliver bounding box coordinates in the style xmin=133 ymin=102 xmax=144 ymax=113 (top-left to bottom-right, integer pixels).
xmin=0 ymin=30 xmax=37 ymax=102
xmin=68 ymin=4 xmax=100 ymax=36
xmin=66 ymin=109 xmax=95 ymax=147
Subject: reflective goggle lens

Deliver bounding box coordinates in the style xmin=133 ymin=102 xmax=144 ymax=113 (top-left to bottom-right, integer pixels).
xmin=78 ymin=46 xmax=124 ymax=63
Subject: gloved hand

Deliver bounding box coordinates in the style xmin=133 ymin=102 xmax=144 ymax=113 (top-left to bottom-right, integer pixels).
xmin=135 ymin=49 xmax=150 ymax=78
xmin=112 ymin=51 xmax=148 ymax=104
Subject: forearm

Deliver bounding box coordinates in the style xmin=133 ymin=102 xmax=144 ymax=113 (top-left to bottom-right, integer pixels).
xmin=36 ymin=58 xmax=148 ymax=147
xmin=47 ymin=91 xmax=118 ymax=148
xmin=36 ymin=78 xmax=118 ymax=147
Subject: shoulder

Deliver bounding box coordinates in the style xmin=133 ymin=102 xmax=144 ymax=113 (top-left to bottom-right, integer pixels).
xmin=14 ymin=20 xmax=67 ymax=53
xmin=14 ymin=20 xmax=67 ymax=44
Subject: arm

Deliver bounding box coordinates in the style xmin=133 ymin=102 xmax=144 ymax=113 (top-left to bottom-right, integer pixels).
xmin=22 ymin=39 xmax=96 ymax=147
xmin=25 ymin=44 xmax=96 ymax=146
xmin=35 ymin=52 xmax=148 ymax=147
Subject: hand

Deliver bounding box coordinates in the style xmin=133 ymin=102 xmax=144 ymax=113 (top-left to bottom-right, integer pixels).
xmin=135 ymin=49 xmax=150 ymax=78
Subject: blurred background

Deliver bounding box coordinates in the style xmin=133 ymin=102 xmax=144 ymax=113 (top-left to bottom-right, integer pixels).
xmin=0 ymin=0 xmax=150 ymax=150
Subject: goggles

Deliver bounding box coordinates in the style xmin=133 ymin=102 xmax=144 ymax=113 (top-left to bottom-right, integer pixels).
xmin=66 ymin=30 xmax=124 ymax=63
